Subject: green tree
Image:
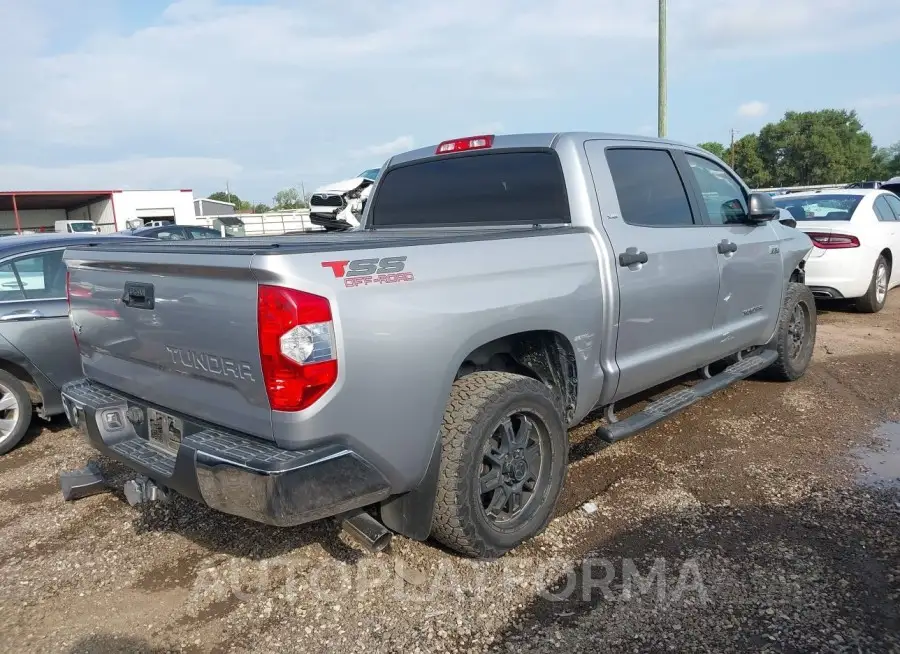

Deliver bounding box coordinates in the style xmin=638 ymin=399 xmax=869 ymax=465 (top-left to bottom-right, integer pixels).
xmin=208 ymin=191 xmax=242 ymax=208
xmin=252 ymin=202 xmax=271 ymax=213
xmin=873 ymin=142 xmax=900 ymax=179
xmin=272 ymin=187 xmax=307 ymax=210
xmin=697 ymin=141 xmax=727 ymax=159
xmin=756 ymin=109 xmax=875 ymax=186
xmin=729 ymin=134 xmax=770 ymax=188
xmin=860 ymin=146 xmax=892 ymax=181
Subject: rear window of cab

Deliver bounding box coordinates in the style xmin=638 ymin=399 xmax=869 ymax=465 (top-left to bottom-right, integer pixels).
xmin=773 ymin=194 xmax=863 ymax=221
xmin=369 ymin=151 xmax=570 ymax=227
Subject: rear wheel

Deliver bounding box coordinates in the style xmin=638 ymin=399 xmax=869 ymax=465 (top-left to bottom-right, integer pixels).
xmin=763 ymin=282 xmax=817 ymax=381
xmin=856 ymin=255 xmax=889 ymax=314
xmin=431 ymin=371 xmax=568 ymax=558
xmin=0 ymin=370 xmax=33 ymax=455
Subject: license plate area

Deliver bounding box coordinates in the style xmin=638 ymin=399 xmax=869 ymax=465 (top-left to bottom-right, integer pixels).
xmin=147 ymin=407 xmax=183 ymax=455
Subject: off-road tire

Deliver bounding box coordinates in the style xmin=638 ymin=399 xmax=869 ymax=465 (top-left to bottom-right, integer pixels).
xmin=856 ymin=255 xmax=889 ymax=314
xmin=430 ymin=371 xmax=568 ymax=558
xmin=0 ymin=370 xmax=33 ymax=456
xmin=763 ymin=282 xmax=817 ymax=382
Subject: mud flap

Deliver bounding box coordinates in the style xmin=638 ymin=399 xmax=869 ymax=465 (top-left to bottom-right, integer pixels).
xmin=379 ymin=436 xmax=441 ymax=541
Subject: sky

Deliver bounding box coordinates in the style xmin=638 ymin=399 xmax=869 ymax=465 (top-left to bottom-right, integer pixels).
xmin=1 ymin=0 xmax=899 ymax=204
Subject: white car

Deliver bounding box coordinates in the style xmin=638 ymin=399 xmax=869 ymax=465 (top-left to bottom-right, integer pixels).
xmin=774 ymin=189 xmax=900 ymax=312
xmin=308 ymin=168 xmax=380 ymax=231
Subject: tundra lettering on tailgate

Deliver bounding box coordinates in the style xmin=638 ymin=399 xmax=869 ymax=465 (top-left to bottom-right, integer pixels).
xmin=166 ymin=346 xmax=256 ymax=382
xmin=321 ymin=256 xmax=415 ymax=288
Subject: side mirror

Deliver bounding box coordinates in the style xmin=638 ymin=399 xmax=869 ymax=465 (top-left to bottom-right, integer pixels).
xmin=748 ymin=192 xmax=779 ymax=222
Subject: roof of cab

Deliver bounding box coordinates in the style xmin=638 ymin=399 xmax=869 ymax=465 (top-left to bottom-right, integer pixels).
xmin=387 ymin=131 xmax=701 ymax=166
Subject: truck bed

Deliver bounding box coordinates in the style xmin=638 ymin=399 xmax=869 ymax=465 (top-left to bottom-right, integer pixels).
xmin=63 ymin=224 xmax=596 ymax=451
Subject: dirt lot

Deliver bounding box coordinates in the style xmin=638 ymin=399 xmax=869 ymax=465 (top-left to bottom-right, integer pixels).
xmin=2 ymin=294 xmax=899 ymax=653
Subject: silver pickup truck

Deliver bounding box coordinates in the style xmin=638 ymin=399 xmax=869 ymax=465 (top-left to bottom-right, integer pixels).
xmin=60 ymin=132 xmax=815 ymax=558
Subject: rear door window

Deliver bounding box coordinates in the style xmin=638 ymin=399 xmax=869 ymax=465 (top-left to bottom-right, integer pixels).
xmin=605 ymin=148 xmax=695 ymax=227
xmin=874 ymin=196 xmax=896 ymax=221
xmin=884 ymin=194 xmax=900 ymax=219
xmin=155 ymin=227 xmax=188 ymax=240
xmin=186 ymin=227 xmax=220 ymax=239
xmin=369 ymin=151 xmax=570 ymax=227
xmin=0 ymin=250 xmax=66 ymax=301
xmin=0 ymin=263 xmax=26 ymax=302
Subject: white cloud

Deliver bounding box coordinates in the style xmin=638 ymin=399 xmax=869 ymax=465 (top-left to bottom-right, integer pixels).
xmin=0 ymin=0 xmax=897 ymax=200
xmin=856 ymin=94 xmax=900 ymax=110
xmin=351 ymin=136 xmax=415 ymax=159
xmin=0 ymin=157 xmax=242 ymax=191
xmin=682 ymin=0 xmax=900 ymax=57
xmin=736 ymin=101 xmax=769 ymax=119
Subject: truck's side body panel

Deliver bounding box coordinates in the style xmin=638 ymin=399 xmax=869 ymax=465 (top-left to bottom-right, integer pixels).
xmin=65 ymin=228 xmax=604 ymax=491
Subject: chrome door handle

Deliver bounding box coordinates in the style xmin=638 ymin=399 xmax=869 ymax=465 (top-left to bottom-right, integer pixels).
xmin=0 ymin=309 xmax=44 ymax=321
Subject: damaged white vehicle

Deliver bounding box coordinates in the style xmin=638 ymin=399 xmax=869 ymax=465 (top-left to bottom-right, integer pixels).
xmin=308 ymin=168 xmax=380 ymax=231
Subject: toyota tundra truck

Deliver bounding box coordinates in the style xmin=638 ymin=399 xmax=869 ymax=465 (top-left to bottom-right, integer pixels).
xmin=60 ymin=132 xmax=815 ymax=558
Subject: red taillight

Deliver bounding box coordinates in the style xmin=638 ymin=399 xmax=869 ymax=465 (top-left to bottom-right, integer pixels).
xmin=257 ymin=285 xmax=338 ymax=412
xmin=435 ymin=134 xmax=494 ymax=154
xmin=807 ymin=232 xmax=860 ymax=249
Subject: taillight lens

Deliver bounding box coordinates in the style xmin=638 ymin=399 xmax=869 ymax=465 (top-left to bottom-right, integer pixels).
xmin=257 ymin=285 xmax=338 ymax=411
xmin=807 ymin=232 xmax=860 ymax=249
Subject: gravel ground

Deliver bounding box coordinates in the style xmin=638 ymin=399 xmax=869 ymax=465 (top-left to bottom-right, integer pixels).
xmin=1 ymin=293 xmax=899 ymax=653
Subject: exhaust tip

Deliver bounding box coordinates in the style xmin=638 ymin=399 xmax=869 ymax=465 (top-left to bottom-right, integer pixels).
xmin=341 ymin=510 xmax=393 ymax=554
xmin=367 ymin=531 xmax=392 ymax=554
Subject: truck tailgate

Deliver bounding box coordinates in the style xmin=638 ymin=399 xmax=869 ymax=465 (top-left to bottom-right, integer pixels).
xmin=64 ymin=247 xmax=273 ymax=440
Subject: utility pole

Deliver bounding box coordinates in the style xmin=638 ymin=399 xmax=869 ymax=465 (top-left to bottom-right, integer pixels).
xmin=225 ymin=180 xmax=231 ymax=199
xmin=729 ymin=129 xmax=737 ymax=168
xmin=658 ymin=0 xmax=667 ymax=138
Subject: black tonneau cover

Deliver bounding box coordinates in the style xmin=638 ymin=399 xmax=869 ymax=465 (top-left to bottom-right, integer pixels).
xmin=65 ymin=226 xmax=580 ymax=256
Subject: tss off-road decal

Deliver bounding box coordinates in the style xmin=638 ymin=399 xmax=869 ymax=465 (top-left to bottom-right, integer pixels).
xmin=321 ymin=256 xmax=415 ymax=288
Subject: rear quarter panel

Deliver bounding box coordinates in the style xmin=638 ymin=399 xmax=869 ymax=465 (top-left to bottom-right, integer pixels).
xmin=252 ymin=228 xmax=603 ymax=490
